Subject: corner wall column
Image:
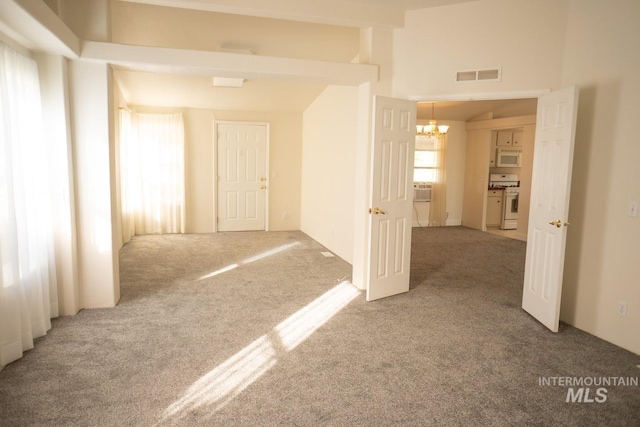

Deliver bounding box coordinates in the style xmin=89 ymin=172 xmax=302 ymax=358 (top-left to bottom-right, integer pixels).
xmin=68 ymin=60 xmax=119 ymax=308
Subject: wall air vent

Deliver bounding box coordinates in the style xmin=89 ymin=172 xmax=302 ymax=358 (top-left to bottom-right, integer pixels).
xmin=455 ymin=67 xmax=502 ymax=83
xmin=456 ymin=71 xmax=477 ymax=81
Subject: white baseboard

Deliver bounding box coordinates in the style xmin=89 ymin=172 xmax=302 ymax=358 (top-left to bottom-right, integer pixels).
xmin=413 ymin=220 xmax=461 ymax=227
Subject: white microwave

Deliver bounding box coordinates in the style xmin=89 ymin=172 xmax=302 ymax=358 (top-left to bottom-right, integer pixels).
xmin=496 ymin=148 xmax=522 ymax=167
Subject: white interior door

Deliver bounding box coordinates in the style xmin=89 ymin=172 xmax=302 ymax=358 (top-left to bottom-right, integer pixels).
xmin=216 ymin=122 xmax=268 ymax=231
xmin=522 ymin=86 xmax=579 ymax=332
xmin=367 ymin=96 xmax=417 ymax=301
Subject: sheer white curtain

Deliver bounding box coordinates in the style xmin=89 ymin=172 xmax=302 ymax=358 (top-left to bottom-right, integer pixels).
xmin=120 ymin=111 xmax=185 ymax=239
xmin=429 ymin=135 xmax=447 ymax=227
xmin=0 ymin=44 xmax=58 ymax=368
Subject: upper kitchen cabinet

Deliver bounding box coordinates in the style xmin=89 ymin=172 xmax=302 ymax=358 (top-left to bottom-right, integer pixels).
xmin=490 ymin=129 xmax=524 ymax=167
xmin=496 ymin=129 xmax=524 ymax=147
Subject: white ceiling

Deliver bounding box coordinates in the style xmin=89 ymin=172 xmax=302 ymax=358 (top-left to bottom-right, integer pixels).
xmin=119 ymin=0 xmax=477 ymax=14
xmin=341 ymin=0 xmax=478 ymax=11
xmin=116 ymin=0 xmax=480 ymax=28
xmin=115 ymin=69 xmax=328 ymax=112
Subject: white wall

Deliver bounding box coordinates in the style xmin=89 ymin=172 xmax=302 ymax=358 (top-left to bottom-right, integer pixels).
xmin=112 ymin=74 xmax=129 ymax=246
xmin=559 ymin=0 xmax=640 ymax=354
xmin=183 ymin=108 xmax=215 ymax=233
xmin=393 ymin=0 xmax=568 ymax=99
xmin=412 ymin=202 xmax=430 ymax=227
xmin=443 ymin=121 xmax=466 ymax=226
xmin=461 ymin=128 xmax=491 ymax=230
xmin=68 ymin=60 xmax=119 ymax=308
xmin=301 ymin=84 xmax=359 ymax=263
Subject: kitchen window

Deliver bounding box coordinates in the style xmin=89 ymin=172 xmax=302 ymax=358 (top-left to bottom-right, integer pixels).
xmin=414 ymin=137 xmax=437 ymax=182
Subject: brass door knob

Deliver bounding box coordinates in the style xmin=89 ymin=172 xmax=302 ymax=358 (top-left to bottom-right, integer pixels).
xmin=368 ymin=207 xmax=386 ymax=215
xmin=260 ymin=185 xmax=266 ymax=189
xmin=549 ymin=219 xmax=570 ymax=228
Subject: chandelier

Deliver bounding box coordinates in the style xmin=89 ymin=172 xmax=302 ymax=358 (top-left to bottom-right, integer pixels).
xmin=416 ymin=103 xmax=449 ymax=137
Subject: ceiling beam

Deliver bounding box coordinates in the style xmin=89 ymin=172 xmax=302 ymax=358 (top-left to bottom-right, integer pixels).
xmin=117 ymin=0 xmax=405 ymax=28
xmin=0 ymin=0 xmax=79 ymax=57
xmin=82 ymin=41 xmax=379 ymax=86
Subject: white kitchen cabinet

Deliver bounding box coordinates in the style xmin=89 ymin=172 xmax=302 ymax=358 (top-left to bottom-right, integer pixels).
xmin=512 ymin=130 xmax=523 ymax=147
xmin=486 ymin=189 xmax=503 ymax=227
xmin=496 ymin=130 xmax=512 ymax=146
xmin=496 ymin=130 xmax=524 ymax=147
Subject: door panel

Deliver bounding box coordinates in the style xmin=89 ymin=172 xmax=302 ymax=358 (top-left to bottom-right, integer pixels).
xmin=522 ymin=86 xmax=579 ymax=332
xmin=367 ymin=97 xmax=416 ymax=301
xmin=217 ymin=123 xmax=267 ymax=231
xmin=397 ymin=141 xmax=410 ymax=200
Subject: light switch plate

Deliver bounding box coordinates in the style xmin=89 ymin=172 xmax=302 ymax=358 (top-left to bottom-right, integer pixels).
xmin=629 ymin=201 xmax=638 ymax=217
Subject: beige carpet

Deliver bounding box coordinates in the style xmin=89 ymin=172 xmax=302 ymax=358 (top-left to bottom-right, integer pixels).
xmin=0 ymin=228 xmax=638 ymax=426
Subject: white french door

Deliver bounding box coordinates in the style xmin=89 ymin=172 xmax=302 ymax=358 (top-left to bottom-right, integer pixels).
xmin=522 ymin=86 xmax=579 ymax=332
xmin=216 ymin=122 xmax=268 ymax=232
xmin=366 ymin=96 xmax=417 ymax=301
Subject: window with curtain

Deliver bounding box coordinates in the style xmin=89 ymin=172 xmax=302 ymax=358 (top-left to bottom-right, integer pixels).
xmin=120 ymin=111 xmax=185 ymax=241
xmin=0 ymin=43 xmax=58 ymax=368
xmin=413 ymin=141 xmax=437 ymax=183
xmin=415 ymin=135 xmax=447 ymax=226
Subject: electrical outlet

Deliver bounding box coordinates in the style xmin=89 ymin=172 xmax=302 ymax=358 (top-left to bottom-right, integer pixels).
xmin=282 ymin=212 xmax=288 ymax=220
xmin=617 ymin=301 xmax=628 ymax=317
xmin=628 ymin=201 xmax=638 ymax=217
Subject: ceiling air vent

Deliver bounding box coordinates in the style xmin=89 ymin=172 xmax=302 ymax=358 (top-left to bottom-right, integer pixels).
xmin=455 ymin=67 xmax=502 ymax=83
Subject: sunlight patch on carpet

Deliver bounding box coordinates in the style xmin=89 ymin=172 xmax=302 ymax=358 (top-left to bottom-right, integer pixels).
xmin=275 ymin=281 xmax=360 ymax=351
xmin=198 ymin=263 xmax=239 ymax=280
xmin=242 ymin=242 xmax=300 ymax=264
xmin=160 ymin=335 xmax=277 ymax=422
xmin=196 ymin=242 xmax=300 ymax=281
xmin=159 ymin=281 xmax=360 ymax=422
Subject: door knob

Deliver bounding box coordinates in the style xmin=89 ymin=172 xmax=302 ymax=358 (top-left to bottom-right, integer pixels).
xmin=260 ymin=177 xmax=266 ymax=181
xmin=368 ymin=207 xmax=386 ymax=215
xmin=260 ymin=185 xmax=266 ymax=190
xmin=548 ymin=219 xmax=569 ymax=228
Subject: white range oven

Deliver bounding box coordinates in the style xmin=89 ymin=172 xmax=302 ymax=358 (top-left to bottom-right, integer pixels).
xmin=489 ymin=174 xmax=520 ymax=230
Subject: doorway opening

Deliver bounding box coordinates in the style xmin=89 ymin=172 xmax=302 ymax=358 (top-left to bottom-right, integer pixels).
xmin=413 ymin=97 xmax=539 ymax=242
